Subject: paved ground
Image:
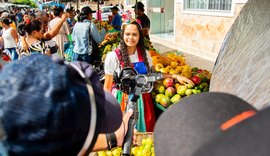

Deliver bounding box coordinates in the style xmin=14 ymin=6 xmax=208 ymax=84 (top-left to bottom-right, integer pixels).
xmin=152 ymin=42 xmax=216 ymax=72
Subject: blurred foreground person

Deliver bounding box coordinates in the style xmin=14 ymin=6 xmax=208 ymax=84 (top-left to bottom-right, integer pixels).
xmin=0 ymin=54 xmax=124 ymax=156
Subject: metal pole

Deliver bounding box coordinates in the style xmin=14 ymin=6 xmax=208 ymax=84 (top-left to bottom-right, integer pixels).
xmin=76 ymin=0 xmax=79 ymax=11
xmin=97 ymin=0 xmax=100 ymax=21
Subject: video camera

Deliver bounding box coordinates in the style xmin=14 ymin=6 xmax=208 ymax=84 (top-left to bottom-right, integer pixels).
xmin=114 ymin=67 xmax=163 ymax=95
xmin=114 ymin=67 xmax=163 ymax=156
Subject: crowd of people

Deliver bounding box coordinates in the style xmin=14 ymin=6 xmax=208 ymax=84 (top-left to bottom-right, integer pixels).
xmin=0 ymin=2 xmax=151 ymax=63
xmin=0 ymin=2 xmax=194 ymax=155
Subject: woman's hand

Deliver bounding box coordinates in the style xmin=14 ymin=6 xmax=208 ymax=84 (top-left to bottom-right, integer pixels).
xmin=115 ymin=109 xmax=133 ymax=147
xmin=61 ymin=13 xmax=68 ymax=21
xmin=21 ymin=36 xmax=29 ymax=53
xmin=173 ymin=74 xmax=195 ymax=87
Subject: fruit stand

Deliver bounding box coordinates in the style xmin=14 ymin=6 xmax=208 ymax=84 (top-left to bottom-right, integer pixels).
xmin=94 ymin=22 xmax=212 ymax=156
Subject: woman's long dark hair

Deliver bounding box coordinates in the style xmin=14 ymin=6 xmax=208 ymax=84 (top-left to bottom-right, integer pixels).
xmin=119 ymin=21 xmax=150 ymax=73
xmin=17 ymin=20 xmax=42 ymax=36
xmin=53 ymin=6 xmax=64 ymax=17
xmin=78 ymin=6 xmax=92 ymax=22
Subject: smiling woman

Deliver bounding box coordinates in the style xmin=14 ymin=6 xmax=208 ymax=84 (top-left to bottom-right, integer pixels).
xmin=104 ymin=20 xmax=194 ymax=132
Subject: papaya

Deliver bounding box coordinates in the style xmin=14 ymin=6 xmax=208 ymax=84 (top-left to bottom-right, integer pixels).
xmin=166 ymin=53 xmax=177 ymax=59
xmin=181 ymin=65 xmax=192 ymax=79
xmin=171 ymin=56 xmax=186 ymax=65
xmin=152 ymin=55 xmax=171 ymax=66
xmin=149 ymin=50 xmax=159 ymax=57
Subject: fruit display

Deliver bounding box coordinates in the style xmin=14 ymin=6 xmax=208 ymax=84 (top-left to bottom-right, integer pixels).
xmin=96 ymin=21 xmax=115 ymax=33
xmin=99 ymin=32 xmax=121 ymax=56
xmin=96 ymin=137 xmax=154 ymax=156
xmin=150 ymin=51 xmax=211 ymax=109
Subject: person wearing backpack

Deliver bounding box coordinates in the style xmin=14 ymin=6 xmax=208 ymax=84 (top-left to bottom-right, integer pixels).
xmin=72 ymin=6 xmax=106 ymax=65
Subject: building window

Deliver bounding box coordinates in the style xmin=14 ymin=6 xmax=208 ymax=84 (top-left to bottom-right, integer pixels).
xmin=184 ymin=0 xmax=232 ymax=11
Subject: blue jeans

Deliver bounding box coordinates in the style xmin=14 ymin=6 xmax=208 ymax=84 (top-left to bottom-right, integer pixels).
xmin=6 ymin=47 xmax=18 ymax=61
xmin=74 ymin=53 xmax=94 ymax=65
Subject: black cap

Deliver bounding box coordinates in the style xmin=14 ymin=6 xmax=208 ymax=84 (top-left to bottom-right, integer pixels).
xmin=110 ymin=6 xmax=119 ymax=11
xmin=81 ymin=6 xmax=95 ymax=14
xmin=154 ymin=92 xmax=257 ymax=156
xmin=0 ymin=54 xmax=122 ymax=155
xmin=193 ymin=106 xmax=270 ymax=156
xmin=132 ymin=2 xmax=144 ymax=9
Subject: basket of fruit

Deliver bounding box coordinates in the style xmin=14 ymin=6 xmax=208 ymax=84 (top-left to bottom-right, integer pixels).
xmin=95 ymin=132 xmax=154 ymax=156
xmin=149 ymin=51 xmax=211 ymax=110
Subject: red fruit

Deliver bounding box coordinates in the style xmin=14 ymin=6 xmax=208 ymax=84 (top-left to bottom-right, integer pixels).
xmin=165 ymin=87 xmax=176 ymax=98
xmin=163 ymin=78 xmax=174 ymax=88
xmin=191 ymin=76 xmax=201 ymax=85
xmin=198 ymin=69 xmax=203 ymax=73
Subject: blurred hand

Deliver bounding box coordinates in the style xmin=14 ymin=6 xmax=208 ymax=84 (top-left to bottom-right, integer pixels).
xmin=21 ymin=37 xmax=29 ymax=53
xmin=61 ymin=13 xmax=68 ymax=21
xmin=174 ymin=74 xmax=195 ymax=87
xmin=115 ymin=109 xmax=133 ymax=147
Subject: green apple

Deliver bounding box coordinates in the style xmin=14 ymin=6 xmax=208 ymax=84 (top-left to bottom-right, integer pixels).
xmin=185 ymin=89 xmax=192 ymax=96
xmin=201 ymin=82 xmax=209 ymax=88
xmin=132 ymin=146 xmax=139 ymax=155
xmin=144 ymin=144 xmax=152 ymax=151
xmin=154 ymin=83 xmax=162 ymax=91
xmin=106 ymin=150 xmax=113 ymax=156
xmin=196 ymin=73 xmax=208 ymax=82
xmin=192 ymin=89 xmax=198 ymax=94
xmin=198 ymin=84 xmax=204 ymax=90
xmin=185 ymin=83 xmax=193 ymax=89
xmin=157 ymin=86 xmax=165 ymax=94
xmin=151 ymin=146 xmax=155 ymax=153
xmin=136 ymin=149 xmax=142 ymax=156
xmin=203 ymin=87 xmax=209 ymax=92
xmin=191 ymin=67 xmax=199 ymax=73
xmin=165 ymin=86 xmax=176 ymax=98
xmin=112 ymin=148 xmax=121 ymax=156
xmin=171 ymin=94 xmax=181 ymax=104
xmin=97 ymin=151 xmax=107 ymax=156
xmin=142 ymin=149 xmax=151 ymax=156
xmin=145 ymin=138 xmax=154 ymax=145
xmin=177 ymin=85 xmax=187 ymax=96
xmin=159 ymin=95 xmax=172 ymax=107
xmin=155 ymin=94 xmax=164 ymax=103
xmin=141 ymin=138 xmax=147 ymax=146
xmin=197 ymin=90 xmax=201 ymax=93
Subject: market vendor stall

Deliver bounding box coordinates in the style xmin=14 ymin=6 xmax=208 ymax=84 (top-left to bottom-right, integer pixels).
xmin=94 ymin=24 xmax=212 ymax=156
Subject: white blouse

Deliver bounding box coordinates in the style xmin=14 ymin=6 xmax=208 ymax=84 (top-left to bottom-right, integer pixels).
xmin=104 ymin=49 xmax=152 ymax=75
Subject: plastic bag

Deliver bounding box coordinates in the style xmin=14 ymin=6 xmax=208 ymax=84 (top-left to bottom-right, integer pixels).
xmin=64 ymin=42 xmax=76 ymax=62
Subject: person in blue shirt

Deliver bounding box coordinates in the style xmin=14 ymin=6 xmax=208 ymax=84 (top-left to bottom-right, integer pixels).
xmin=110 ymin=6 xmax=122 ymax=31
xmin=72 ymin=6 xmax=106 ymax=64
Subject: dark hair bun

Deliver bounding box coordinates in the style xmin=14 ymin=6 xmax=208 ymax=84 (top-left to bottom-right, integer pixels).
xmin=1 ymin=18 xmax=12 ymax=25
xmin=17 ymin=23 xmax=27 ymax=36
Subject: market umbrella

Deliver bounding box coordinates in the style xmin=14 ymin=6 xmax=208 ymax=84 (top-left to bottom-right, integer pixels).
xmin=210 ymin=0 xmax=270 ymax=110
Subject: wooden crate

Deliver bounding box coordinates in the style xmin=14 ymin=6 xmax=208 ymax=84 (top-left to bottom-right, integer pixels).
xmin=134 ymin=132 xmax=154 ymax=146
